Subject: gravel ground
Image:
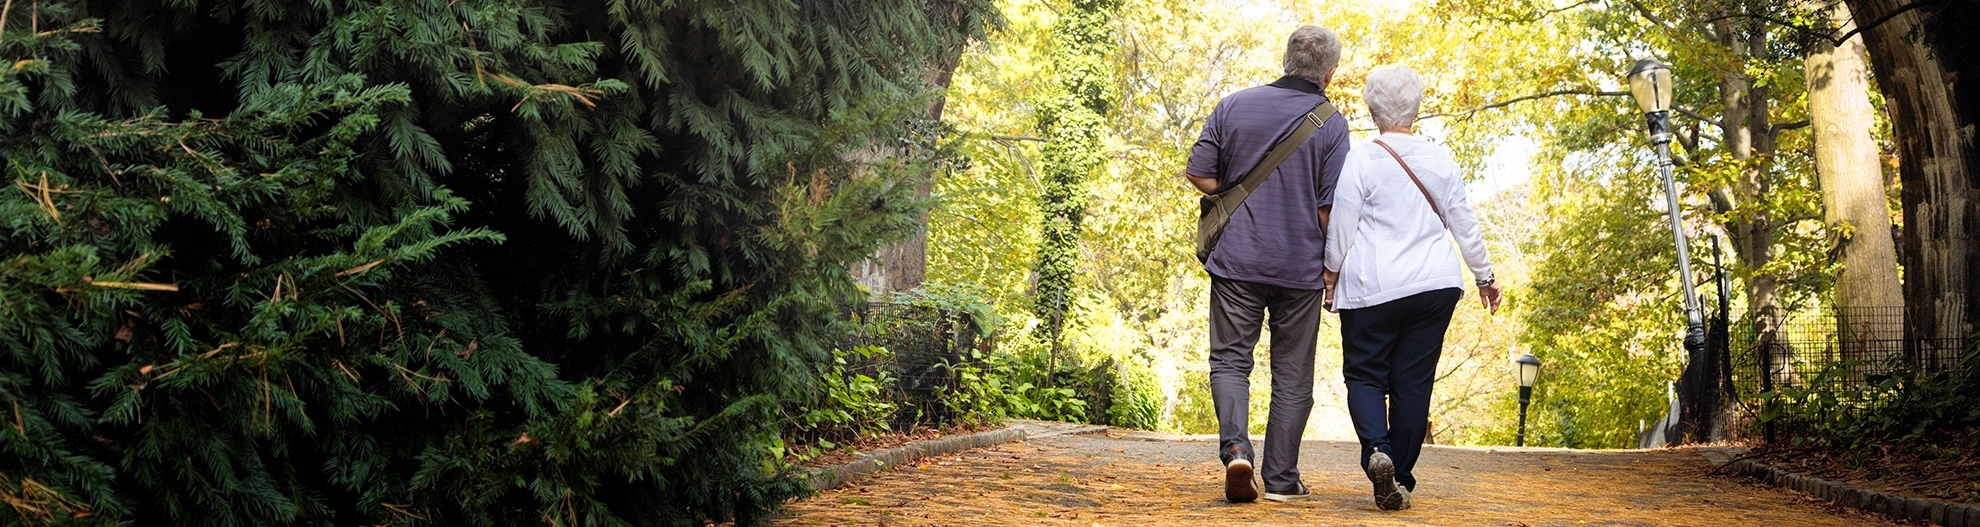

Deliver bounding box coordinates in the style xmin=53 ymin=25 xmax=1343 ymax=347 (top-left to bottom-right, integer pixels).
xmin=776 ymin=429 xmax=1905 ymax=526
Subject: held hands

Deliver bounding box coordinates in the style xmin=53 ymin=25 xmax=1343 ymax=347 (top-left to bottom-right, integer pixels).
xmin=1322 ymin=270 xmax=1339 ymax=313
xmin=1478 ymin=282 xmax=1503 ymax=315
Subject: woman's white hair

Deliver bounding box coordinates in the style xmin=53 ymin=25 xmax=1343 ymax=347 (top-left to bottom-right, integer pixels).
xmin=1364 ymin=65 xmax=1425 ymax=132
xmin=1283 ymin=26 xmax=1341 ymax=85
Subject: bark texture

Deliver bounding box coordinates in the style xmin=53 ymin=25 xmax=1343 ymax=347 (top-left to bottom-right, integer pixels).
xmin=1845 ymin=0 xmax=1980 ymax=354
xmin=850 ymin=42 xmax=965 ymax=298
xmin=1700 ymin=19 xmax=1793 ymax=387
xmin=1805 ymin=4 xmax=1905 ymax=362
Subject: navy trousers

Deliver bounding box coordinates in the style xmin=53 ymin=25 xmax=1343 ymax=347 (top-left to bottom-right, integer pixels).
xmin=1338 ymin=287 xmax=1461 ymax=491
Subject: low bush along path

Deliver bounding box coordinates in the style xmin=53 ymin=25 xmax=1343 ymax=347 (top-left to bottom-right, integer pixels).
xmin=777 ymin=428 xmax=1902 ymax=526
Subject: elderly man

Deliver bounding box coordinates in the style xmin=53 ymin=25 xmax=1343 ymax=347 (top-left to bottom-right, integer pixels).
xmin=1184 ymin=25 xmax=1349 ymax=503
xmin=1324 ymin=65 xmax=1502 ymax=511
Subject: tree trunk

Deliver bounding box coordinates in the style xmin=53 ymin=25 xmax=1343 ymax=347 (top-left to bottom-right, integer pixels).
xmin=1805 ymin=3 xmax=1906 ymax=369
xmin=849 ymin=44 xmax=967 ymax=298
xmin=1703 ymin=19 xmax=1791 ymax=387
xmin=1845 ymin=0 xmax=1980 ymax=368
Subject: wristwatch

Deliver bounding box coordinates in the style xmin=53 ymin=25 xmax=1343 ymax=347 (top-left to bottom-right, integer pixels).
xmin=1475 ymin=273 xmax=1496 ymax=288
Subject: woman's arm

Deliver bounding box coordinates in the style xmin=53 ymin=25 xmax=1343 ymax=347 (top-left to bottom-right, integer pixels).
xmin=1324 ymin=150 xmax=1366 ymax=282
xmin=1438 ymin=165 xmax=1499 ymax=313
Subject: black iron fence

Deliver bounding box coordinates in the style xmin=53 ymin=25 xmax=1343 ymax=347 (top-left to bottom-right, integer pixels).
xmin=1729 ymin=307 xmax=1967 ymax=397
xmin=1719 ymin=305 xmax=1972 ymax=439
xmin=833 ymin=302 xmax=986 ymax=428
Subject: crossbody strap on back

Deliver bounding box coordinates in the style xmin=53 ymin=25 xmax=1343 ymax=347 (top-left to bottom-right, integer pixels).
xmin=1370 ymin=138 xmax=1447 ymax=228
xmin=1335 ymin=138 xmax=1451 ymax=278
xmin=1195 ymin=100 xmax=1340 ymax=263
xmin=1223 ymin=101 xmax=1338 ymax=195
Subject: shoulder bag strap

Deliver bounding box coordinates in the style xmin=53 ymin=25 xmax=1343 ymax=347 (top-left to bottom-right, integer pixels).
xmin=1370 ymin=138 xmax=1447 ymax=228
xmin=1219 ymin=101 xmax=1339 ymax=196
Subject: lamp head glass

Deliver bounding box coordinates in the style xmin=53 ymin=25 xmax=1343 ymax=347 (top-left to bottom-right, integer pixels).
xmin=1627 ymin=59 xmax=1673 ymax=114
xmin=1515 ymin=353 xmax=1542 ymax=388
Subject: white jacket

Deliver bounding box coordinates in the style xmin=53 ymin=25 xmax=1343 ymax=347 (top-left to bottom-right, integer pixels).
xmin=1324 ymin=133 xmax=1493 ymax=310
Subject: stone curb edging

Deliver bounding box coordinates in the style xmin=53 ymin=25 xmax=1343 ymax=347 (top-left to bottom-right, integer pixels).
xmin=805 ymin=427 xmax=1033 ymax=491
xmin=1723 ymin=458 xmax=1980 ymax=526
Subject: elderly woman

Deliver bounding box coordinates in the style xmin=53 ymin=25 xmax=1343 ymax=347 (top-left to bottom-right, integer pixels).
xmin=1321 ymin=65 xmax=1502 ymax=511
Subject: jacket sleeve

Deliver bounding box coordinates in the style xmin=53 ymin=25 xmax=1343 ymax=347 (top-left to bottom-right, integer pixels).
xmin=1438 ymin=164 xmax=1494 ymax=282
xmin=1324 ymin=147 xmax=1366 ymax=278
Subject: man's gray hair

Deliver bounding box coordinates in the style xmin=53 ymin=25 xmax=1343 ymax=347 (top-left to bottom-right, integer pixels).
xmin=1283 ymin=26 xmax=1341 ymax=85
xmin=1364 ymin=65 xmax=1425 ymax=132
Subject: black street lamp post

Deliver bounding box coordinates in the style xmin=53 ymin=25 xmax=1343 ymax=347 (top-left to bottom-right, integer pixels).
xmin=1627 ymin=59 xmax=1708 ymax=360
xmin=1515 ymin=353 xmax=1541 ymax=447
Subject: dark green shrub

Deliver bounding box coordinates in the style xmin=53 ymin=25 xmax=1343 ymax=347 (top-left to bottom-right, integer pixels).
xmin=0 ymin=1 xmax=994 ymax=524
xmin=1106 ymin=355 xmax=1162 ymax=430
xmin=783 ymin=345 xmax=899 ymax=460
xmin=1761 ymin=344 xmax=1980 ymax=451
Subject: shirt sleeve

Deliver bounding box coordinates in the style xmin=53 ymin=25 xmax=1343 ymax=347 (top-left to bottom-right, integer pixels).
xmin=1314 ymin=113 xmax=1350 ymax=208
xmin=1185 ymin=100 xmax=1227 ymax=179
xmin=1438 ymin=162 xmax=1495 ymax=282
xmin=1324 ymin=145 xmax=1366 ymax=276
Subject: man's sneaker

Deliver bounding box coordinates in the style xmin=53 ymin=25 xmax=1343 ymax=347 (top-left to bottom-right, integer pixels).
xmin=1224 ymin=457 xmax=1260 ymax=503
xmin=1262 ymin=481 xmax=1311 ymax=502
xmin=1366 ymin=451 xmax=1408 ymax=511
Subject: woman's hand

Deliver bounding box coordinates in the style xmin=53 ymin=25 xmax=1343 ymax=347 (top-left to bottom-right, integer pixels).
xmin=1478 ymin=282 xmax=1503 ymax=314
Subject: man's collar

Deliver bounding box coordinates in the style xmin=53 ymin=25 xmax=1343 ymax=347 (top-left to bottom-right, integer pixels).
xmin=1269 ymin=75 xmax=1324 ymax=96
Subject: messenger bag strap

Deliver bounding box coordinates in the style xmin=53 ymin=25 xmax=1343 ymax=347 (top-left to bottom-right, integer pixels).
xmin=1221 ymin=101 xmax=1338 ymax=196
xmin=1370 ymin=137 xmax=1447 ymax=228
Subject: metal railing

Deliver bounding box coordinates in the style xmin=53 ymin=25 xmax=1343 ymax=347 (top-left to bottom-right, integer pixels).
xmin=1729 ymin=307 xmax=1967 ymax=397
xmin=834 ymin=302 xmax=985 ymax=428
xmin=1720 ymin=305 xmax=1972 ymax=439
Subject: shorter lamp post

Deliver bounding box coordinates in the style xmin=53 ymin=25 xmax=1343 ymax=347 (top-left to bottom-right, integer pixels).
xmin=1514 ymin=353 xmax=1541 ymax=447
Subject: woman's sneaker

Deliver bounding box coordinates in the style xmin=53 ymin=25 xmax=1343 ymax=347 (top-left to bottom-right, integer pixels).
xmin=1263 ymin=481 xmax=1311 ymax=502
xmin=1225 ymin=457 xmax=1259 ymax=503
xmin=1366 ymin=452 xmax=1409 ymax=510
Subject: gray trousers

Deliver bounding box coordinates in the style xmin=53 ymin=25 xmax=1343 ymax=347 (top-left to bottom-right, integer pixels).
xmin=1208 ymin=276 xmax=1320 ymax=493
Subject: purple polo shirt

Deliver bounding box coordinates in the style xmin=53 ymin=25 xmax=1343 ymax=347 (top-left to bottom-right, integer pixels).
xmin=1187 ymin=77 xmax=1349 ymax=290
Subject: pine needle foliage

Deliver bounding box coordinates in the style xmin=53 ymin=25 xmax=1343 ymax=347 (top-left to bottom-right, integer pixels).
xmin=0 ymin=0 xmax=993 ymax=525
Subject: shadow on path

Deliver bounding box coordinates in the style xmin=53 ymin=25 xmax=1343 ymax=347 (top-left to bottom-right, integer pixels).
xmin=777 ymin=429 xmax=1901 ymax=526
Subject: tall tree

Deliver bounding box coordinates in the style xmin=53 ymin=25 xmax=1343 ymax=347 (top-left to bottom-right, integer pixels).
xmin=1031 ymin=0 xmax=1120 ymax=337
xmin=850 ymin=1 xmax=998 ymax=298
xmin=1841 ymin=0 xmax=1980 ymax=349
xmin=1803 ymin=2 xmax=1904 ymax=355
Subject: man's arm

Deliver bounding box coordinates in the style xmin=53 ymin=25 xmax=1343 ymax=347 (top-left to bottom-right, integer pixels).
xmin=1320 ymin=203 xmax=1337 ymax=309
xmin=1186 ymin=173 xmax=1220 ymax=194
xmin=1184 ymin=100 xmax=1224 ymax=195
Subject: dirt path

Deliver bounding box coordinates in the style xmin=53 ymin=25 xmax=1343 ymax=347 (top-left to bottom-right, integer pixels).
xmin=776 ymin=429 xmax=1900 ymax=526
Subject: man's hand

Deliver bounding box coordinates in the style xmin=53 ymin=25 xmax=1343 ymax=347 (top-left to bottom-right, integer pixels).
xmin=1478 ymin=282 xmax=1503 ymax=315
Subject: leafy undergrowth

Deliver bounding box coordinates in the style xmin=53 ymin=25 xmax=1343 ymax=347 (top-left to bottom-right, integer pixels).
xmin=1752 ymin=427 xmax=1980 ymax=504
